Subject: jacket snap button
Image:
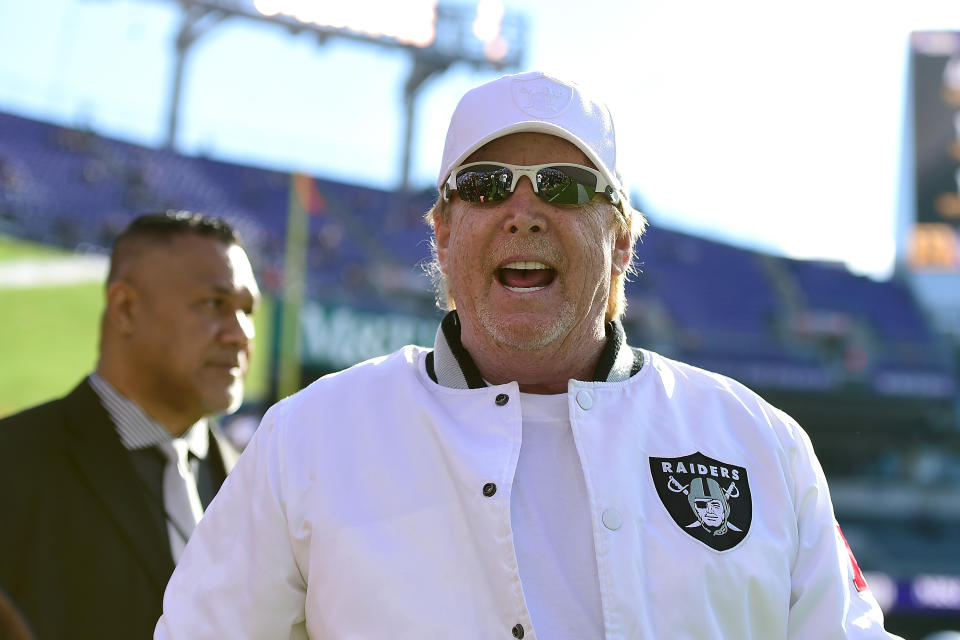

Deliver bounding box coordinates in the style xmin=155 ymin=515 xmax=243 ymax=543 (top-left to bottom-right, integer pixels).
xmin=576 ymin=390 xmax=594 ymax=410
xmin=495 ymin=393 xmax=509 ymax=406
xmin=482 ymin=482 xmax=497 ymax=497
xmin=512 ymin=623 xmax=525 ymax=638
xmin=602 ymin=508 xmax=623 ymax=531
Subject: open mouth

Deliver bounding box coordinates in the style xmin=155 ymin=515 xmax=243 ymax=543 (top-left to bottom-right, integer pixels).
xmin=496 ymin=260 xmax=556 ymax=293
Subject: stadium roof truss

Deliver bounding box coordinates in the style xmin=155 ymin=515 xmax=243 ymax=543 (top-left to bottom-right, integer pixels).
xmin=141 ymin=0 xmax=527 ymax=190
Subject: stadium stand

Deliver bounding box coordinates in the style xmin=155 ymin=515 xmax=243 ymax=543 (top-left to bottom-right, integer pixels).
xmin=1 ymin=108 xmax=954 ymax=389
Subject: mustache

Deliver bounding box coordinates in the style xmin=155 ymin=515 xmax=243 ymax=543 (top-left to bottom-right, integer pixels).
xmin=490 ymin=237 xmax=564 ymax=269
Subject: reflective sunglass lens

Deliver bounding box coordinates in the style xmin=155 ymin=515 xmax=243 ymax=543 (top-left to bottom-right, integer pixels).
xmin=537 ymin=166 xmax=598 ymax=205
xmin=456 ymin=166 xmax=512 ymax=203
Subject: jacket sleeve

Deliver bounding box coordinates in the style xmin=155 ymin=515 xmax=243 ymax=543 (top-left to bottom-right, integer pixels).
xmin=783 ymin=414 xmax=903 ymax=640
xmin=155 ymin=401 xmax=309 ymax=640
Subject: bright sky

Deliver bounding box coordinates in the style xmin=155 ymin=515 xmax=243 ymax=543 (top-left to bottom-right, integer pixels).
xmin=1 ymin=0 xmax=958 ymax=278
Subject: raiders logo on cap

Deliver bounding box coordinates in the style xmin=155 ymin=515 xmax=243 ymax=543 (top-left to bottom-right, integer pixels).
xmin=510 ymin=77 xmax=573 ymax=119
xmin=649 ymin=452 xmax=751 ymax=551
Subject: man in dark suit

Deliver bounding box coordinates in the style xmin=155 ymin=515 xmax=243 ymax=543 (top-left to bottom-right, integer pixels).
xmin=0 ymin=211 xmax=261 ymax=640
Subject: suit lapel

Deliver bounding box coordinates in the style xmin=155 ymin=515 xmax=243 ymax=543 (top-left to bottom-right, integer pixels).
xmin=62 ymin=381 xmax=174 ymax=590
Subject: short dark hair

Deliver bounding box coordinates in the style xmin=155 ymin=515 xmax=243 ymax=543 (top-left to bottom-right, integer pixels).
xmin=107 ymin=210 xmax=242 ymax=283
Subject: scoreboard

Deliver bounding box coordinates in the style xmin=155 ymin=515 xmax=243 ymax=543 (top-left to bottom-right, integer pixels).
xmin=909 ymin=31 xmax=960 ymax=272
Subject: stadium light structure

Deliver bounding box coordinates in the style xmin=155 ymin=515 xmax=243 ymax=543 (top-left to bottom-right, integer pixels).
xmin=150 ymin=0 xmax=526 ymax=189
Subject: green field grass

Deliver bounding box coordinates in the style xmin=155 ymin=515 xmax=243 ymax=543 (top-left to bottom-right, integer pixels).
xmin=0 ymin=282 xmax=104 ymax=416
xmin=0 ymin=235 xmax=274 ymax=418
xmin=0 ymin=234 xmax=69 ymax=261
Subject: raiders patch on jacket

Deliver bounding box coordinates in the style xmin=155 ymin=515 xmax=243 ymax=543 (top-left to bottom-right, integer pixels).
xmin=649 ymin=452 xmax=751 ymax=551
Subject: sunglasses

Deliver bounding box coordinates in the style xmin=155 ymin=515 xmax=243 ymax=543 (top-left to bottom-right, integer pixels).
xmin=444 ymin=162 xmax=621 ymax=207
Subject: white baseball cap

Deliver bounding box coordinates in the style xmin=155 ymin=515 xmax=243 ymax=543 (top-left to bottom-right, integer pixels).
xmin=437 ymin=71 xmax=625 ymax=202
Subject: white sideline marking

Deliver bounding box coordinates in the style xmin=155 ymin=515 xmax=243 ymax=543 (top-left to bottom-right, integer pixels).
xmin=0 ymin=255 xmax=108 ymax=289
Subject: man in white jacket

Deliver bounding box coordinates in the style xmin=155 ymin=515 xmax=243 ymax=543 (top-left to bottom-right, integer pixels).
xmin=155 ymin=71 xmax=901 ymax=639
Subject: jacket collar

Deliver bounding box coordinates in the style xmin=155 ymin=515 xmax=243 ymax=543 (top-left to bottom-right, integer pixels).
xmin=426 ymin=311 xmax=643 ymax=390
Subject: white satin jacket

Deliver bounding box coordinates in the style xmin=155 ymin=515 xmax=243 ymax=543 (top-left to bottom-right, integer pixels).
xmin=155 ymin=312 xmax=899 ymax=640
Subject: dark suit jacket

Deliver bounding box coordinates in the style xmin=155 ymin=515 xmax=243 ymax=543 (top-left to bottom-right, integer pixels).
xmin=0 ymin=380 xmax=240 ymax=640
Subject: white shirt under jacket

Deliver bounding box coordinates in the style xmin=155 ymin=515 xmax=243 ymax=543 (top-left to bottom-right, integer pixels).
xmin=155 ymin=312 xmax=899 ymax=640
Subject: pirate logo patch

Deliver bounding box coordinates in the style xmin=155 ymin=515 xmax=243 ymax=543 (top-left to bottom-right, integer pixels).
xmin=649 ymin=452 xmax=751 ymax=551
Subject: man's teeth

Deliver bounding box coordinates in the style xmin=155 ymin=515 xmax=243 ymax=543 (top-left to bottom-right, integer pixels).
xmin=505 ymin=285 xmax=546 ymax=292
xmin=501 ymin=261 xmax=550 ymax=270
